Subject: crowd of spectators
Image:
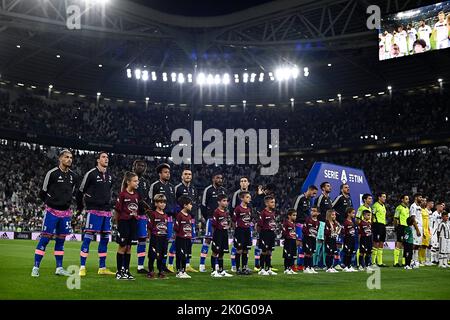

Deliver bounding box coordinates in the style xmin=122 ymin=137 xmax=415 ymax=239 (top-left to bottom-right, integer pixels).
xmin=0 ymin=87 xmax=448 ymax=150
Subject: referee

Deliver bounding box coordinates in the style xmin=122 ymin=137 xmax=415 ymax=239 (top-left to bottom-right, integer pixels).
xmin=372 ymin=192 xmax=388 ymax=267
xmin=393 ymin=195 xmax=409 ymax=267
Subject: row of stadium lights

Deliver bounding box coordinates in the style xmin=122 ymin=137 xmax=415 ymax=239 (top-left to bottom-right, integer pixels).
xmin=126 ymin=67 xmax=309 ymax=84
xmin=3 ymin=79 xmax=444 ymax=106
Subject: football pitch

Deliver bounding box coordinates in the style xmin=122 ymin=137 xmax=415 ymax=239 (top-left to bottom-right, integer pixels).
xmin=1 ymin=240 xmax=450 ymax=300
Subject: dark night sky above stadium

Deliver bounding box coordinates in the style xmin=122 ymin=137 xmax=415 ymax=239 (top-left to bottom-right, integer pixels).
xmin=129 ymin=0 xmax=273 ymax=16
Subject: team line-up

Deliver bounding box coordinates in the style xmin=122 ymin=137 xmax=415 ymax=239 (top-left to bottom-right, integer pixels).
xmin=30 ymin=150 xmax=450 ymax=280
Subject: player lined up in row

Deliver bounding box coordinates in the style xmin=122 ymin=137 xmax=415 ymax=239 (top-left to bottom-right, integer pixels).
xmin=29 ymin=150 xmax=450 ymax=280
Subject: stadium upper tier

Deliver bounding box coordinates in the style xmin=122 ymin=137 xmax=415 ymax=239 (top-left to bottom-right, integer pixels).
xmin=0 ymin=86 xmax=448 ymax=155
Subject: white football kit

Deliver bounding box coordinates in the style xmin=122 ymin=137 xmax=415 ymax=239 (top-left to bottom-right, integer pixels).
xmin=409 ymin=202 xmax=422 ymax=245
xmin=407 ymin=28 xmax=417 ymax=52
xmin=434 ymin=21 xmax=449 ymax=49
xmin=418 ymin=25 xmax=432 ymax=50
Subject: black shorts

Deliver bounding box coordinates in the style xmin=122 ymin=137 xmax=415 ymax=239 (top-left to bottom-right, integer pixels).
xmin=302 ymin=236 xmax=316 ymax=255
xmin=396 ymin=225 xmax=405 ymax=243
xmin=212 ymin=229 xmax=229 ymax=254
xmin=359 ymin=236 xmax=373 ymax=254
xmin=283 ymin=238 xmax=297 ymax=259
xmin=343 ymin=235 xmax=356 ymax=255
xmin=258 ymin=230 xmax=276 ymax=252
xmin=117 ymin=219 xmax=137 ymax=246
xmin=325 ymin=237 xmax=338 ymax=255
xmin=175 ymin=237 xmax=192 ymax=259
xmin=372 ymin=223 xmax=386 ymax=242
xmin=148 ymin=234 xmax=168 ymax=258
xmin=234 ymin=227 xmax=252 ymax=251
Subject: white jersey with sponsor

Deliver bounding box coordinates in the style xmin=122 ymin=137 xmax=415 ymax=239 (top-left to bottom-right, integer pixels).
xmin=395 ymin=30 xmax=408 ymax=53
xmin=430 ymin=211 xmax=442 ymax=232
xmin=409 ymin=202 xmax=422 ymax=226
xmin=385 ymin=33 xmax=393 ymax=52
xmin=430 ymin=210 xmax=442 ymax=248
xmin=407 ymin=28 xmax=417 ymax=51
xmin=418 ymin=25 xmax=432 ymax=48
xmin=437 ymin=220 xmax=450 ymax=254
xmin=434 ymin=21 xmax=448 ymax=42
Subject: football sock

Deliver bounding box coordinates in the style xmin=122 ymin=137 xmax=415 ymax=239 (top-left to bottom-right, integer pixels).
xmin=372 ymin=248 xmax=378 ymax=265
xmin=98 ymin=234 xmax=109 ymax=268
xmin=218 ymin=258 xmax=224 ymax=272
xmin=260 ymin=254 xmax=266 ymax=270
xmin=34 ymin=236 xmax=50 ymax=267
xmin=345 ymin=255 xmax=352 ymax=268
xmin=168 ymin=252 xmax=176 ymax=266
xmin=377 ymin=248 xmax=383 ymax=265
xmin=200 ymin=242 xmax=209 ymax=266
xmin=212 ymin=256 xmax=219 ymax=271
xmin=80 ymin=233 xmax=93 ymax=267
xmin=54 ymin=237 xmax=65 ymax=268
xmin=116 ymin=252 xmax=124 ymax=271
xmin=230 ymin=247 xmax=236 ymax=269
xmin=157 ymin=258 xmax=163 ymax=273
xmin=242 ymin=252 xmax=248 ymax=269
xmin=235 ymin=252 xmax=241 ymax=270
xmin=186 ymin=241 xmax=192 ymax=265
xmin=254 ymin=247 xmax=261 ymax=268
xmin=339 ymin=249 xmax=345 ymax=266
xmin=297 ymin=246 xmax=304 ymax=267
xmin=334 ymin=253 xmax=340 ymax=267
xmin=305 ymin=256 xmax=312 ymax=268
xmin=148 ymin=249 xmax=156 ymax=272
xmin=124 ymin=253 xmax=131 ymax=271
xmin=284 ymin=259 xmax=290 ymax=270
xmin=176 ymin=254 xmax=182 ymax=272
xmin=418 ymin=248 xmax=426 ymax=263
xmin=365 ymin=254 xmax=371 ymax=267
xmin=168 ymin=241 xmax=176 ymax=265
xmin=394 ymin=248 xmax=400 ymax=265
xmin=265 ymin=255 xmax=272 ymax=271
xmin=413 ymin=250 xmax=418 ymax=263
xmin=326 ymin=255 xmax=333 ymax=269
xmin=137 ymin=239 xmax=147 ymax=268
xmin=359 ymin=254 xmax=365 ymax=268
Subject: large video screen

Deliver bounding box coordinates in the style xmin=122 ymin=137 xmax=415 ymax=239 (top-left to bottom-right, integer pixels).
xmin=379 ymin=1 xmax=450 ymax=61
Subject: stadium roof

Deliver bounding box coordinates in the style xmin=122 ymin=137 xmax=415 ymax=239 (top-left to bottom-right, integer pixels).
xmin=0 ymin=0 xmax=448 ymax=103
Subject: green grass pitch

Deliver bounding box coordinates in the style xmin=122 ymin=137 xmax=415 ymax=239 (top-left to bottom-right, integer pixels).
xmin=1 ymin=240 xmax=450 ymax=300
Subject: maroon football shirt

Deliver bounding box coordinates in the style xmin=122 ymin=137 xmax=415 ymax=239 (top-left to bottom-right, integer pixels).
xmin=282 ymin=220 xmax=297 ymax=240
xmin=115 ymin=190 xmax=140 ymax=221
xmin=212 ymin=208 xmax=230 ymax=230
xmin=174 ymin=211 xmax=192 ymax=239
xmin=233 ymin=204 xmax=251 ymax=229
xmin=148 ymin=210 xmax=168 ymax=236
xmin=303 ymin=216 xmax=320 ymax=238
xmin=359 ymin=220 xmax=372 ymax=237
xmin=258 ymin=208 xmax=276 ymax=231
xmin=343 ymin=219 xmax=356 ymax=237
xmin=325 ymin=220 xmax=340 ymax=238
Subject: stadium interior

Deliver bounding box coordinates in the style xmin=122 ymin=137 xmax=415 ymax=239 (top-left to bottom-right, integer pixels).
xmin=0 ymin=0 xmax=450 ymax=302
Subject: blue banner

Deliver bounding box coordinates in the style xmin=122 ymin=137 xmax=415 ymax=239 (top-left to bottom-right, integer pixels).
xmin=300 ymin=162 xmax=372 ymax=207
